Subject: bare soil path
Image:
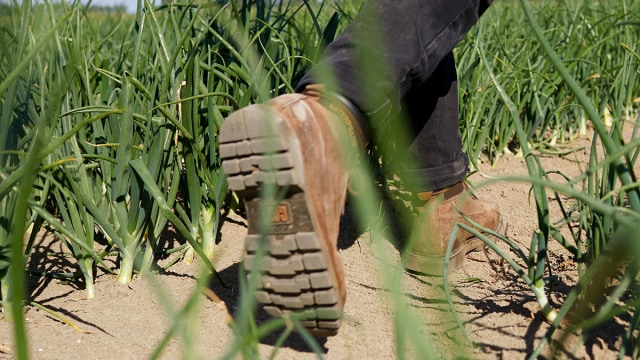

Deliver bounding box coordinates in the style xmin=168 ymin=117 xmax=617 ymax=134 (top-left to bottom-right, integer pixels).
xmin=0 ymin=128 xmax=632 ymax=359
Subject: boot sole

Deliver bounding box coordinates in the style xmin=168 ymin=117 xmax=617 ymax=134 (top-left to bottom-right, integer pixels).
xmin=219 ymin=105 xmax=343 ymax=336
xmin=405 ymin=216 xmax=505 ymax=276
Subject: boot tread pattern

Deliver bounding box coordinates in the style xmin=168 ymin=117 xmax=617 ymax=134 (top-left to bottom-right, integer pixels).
xmin=245 ymin=233 xmax=342 ymax=336
xmin=220 ymin=108 xmax=342 ymax=337
xmin=219 ymin=107 xmax=297 ymax=192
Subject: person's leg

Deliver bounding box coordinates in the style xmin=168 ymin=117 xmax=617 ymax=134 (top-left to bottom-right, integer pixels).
xmin=297 ymin=0 xmax=502 ymax=275
xmin=220 ymin=0 xmax=500 ymax=336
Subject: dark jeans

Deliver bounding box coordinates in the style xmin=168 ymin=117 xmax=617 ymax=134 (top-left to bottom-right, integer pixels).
xmin=297 ymin=0 xmax=493 ymax=192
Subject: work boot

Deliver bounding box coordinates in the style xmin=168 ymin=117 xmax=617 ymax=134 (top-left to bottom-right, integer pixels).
xmin=219 ymin=87 xmax=364 ymax=336
xmin=405 ymin=181 xmax=504 ymax=275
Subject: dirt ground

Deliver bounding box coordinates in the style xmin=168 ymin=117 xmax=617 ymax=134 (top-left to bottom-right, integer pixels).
xmin=0 ymin=127 xmax=636 ymax=359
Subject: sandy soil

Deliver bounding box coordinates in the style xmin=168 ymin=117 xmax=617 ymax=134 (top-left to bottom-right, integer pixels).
xmin=0 ymin=128 xmax=635 ymax=359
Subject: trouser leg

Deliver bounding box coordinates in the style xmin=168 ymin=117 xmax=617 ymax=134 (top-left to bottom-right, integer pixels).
xmin=399 ymin=52 xmax=467 ymax=191
xmin=297 ymin=0 xmax=493 ymax=191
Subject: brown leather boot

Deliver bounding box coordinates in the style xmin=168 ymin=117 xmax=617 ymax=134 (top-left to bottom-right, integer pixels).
xmin=219 ymin=89 xmax=362 ymax=336
xmin=405 ymin=181 xmax=504 ymax=275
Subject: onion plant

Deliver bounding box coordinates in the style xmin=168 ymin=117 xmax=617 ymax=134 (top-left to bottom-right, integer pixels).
xmin=2 ymin=0 xmax=639 ymax=359
xmin=456 ymin=0 xmax=640 ymax=164
xmin=0 ymin=2 xmax=77 ymax=358
xmin=458 ymin=0 xmax=640 ymax=357
xmin=518 ymin=1 xmax=640 ymax=357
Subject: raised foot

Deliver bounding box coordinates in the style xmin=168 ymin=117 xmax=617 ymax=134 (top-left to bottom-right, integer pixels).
xmin=220 ymin=105 xmax=344 ymax=336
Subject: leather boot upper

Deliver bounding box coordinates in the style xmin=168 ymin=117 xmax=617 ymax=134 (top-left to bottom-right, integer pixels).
xmin=411 ymin=181 xmax=501 ymax=256
xmin=267 ymin=93 xmax=356 ymax=305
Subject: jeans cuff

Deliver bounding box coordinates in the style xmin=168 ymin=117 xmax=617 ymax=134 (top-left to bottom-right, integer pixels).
xmin=395 ymin=153 xmax=469 ymax=192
